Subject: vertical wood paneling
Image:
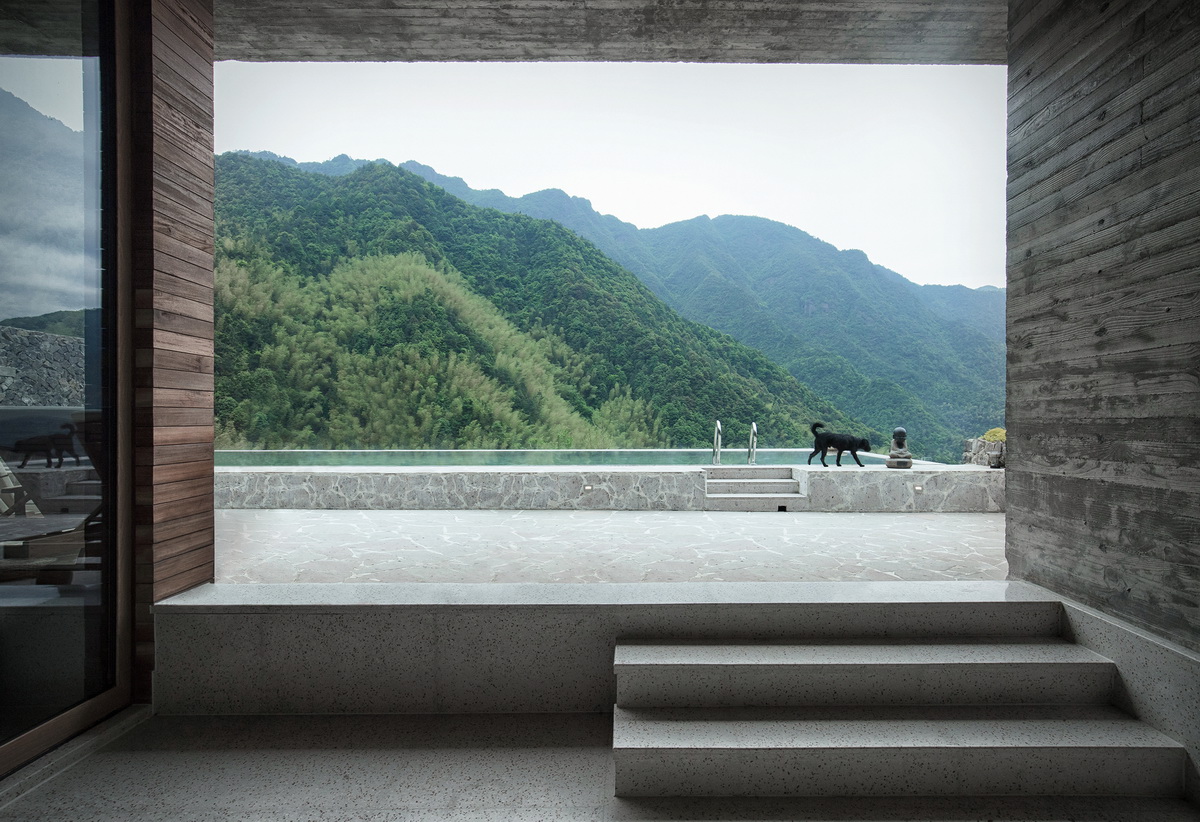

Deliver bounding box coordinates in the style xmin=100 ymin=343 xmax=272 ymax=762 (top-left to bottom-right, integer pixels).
xmin=130 ymin=0 xmax=214 ymax=699
xmin=1006 ymin=0 xmax=1200 ymax=654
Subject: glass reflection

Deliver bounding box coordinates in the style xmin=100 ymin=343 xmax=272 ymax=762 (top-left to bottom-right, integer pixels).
xmin=0 ymin=1 xmax=114 ymax=747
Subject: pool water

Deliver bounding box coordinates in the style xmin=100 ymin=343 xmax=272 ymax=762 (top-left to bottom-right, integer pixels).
xmin=215 ymin=448 xmax=889 ymax=467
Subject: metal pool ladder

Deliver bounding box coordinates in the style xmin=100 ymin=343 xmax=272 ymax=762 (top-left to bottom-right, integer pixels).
xmin=714 ymin=420 xmax=758 ymax=465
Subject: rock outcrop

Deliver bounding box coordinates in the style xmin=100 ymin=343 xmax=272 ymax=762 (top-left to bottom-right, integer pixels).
xmin=962 ymin=437 xmax=1005 ymax=468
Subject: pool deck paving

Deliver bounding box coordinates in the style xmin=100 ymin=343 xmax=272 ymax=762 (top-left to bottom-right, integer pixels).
xmin=217 ymin=509 xmax=1006 ymax=584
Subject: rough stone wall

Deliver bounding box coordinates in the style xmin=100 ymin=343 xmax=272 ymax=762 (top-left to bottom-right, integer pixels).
xmin=0 ymin=325 xmax=85 ymax=407
xmin=1005 ymin=0 xmax=1200 ymax=653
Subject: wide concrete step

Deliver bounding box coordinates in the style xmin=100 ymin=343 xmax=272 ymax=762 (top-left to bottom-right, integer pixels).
xmin=40 ymin=494 xmax=101 ymax=515
xmin=706 ymin=466 xmax=793 ymax=480
xmin=612 ymin=704 xmax=1186 ymax=797
xmin=606 ymin=596 xmax=1064 ymax=639
xmin=614 ymin=639 xmax=1116 ymax=707
xmin=706 ymin=478 xmax=799 ymax=495
xmin=65 ymin=479 xmax=102 ymax=495
xmin=704 ymin=493 xmax=806 ymax=512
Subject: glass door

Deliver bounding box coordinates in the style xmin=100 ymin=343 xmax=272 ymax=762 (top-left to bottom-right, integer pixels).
xmin=0 ymin=0 xmax=117 ymax=754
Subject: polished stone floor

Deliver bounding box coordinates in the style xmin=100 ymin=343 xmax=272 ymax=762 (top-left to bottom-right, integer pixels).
xmin=4 ymin=712 xmax=1199 ymax=822
xmin=0 ymin=513 xmax=84 ymax=544
xmin=217 ymin=509 xmax=1006 ymax=584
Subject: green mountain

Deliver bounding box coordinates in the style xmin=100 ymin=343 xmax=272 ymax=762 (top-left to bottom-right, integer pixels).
xmin=912 ymin=283 xmax=1005 ymax=345
xmin=0 ymin=308 xmax=97 ymax=338
xmin=400 ymin=162 xmax=1004 ymax=461
xmin=213 ymin=153 xmax=873 ymax=453
xmin=0 ymin=88 xmax=93 ymax=321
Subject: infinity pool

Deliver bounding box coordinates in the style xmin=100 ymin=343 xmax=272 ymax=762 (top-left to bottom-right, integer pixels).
xmin=215 ymin=448 xmax=889 ymax=467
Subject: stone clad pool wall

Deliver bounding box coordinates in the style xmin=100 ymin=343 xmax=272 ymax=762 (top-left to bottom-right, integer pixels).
xmin=214 ymin=465 xmax=1004 ymax=513
xmin=806 ymin=467 xmax=1004 ymax=513
xmin=214 ymin=467 xmax=706 ymax=511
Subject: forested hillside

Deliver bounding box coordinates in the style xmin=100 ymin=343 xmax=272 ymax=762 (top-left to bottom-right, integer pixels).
xmin=399 ymin=160 xmax=1005 ymax=461
xmin=0 ymin=309 xmax=96 ymax=337
xmin=214 ymin=154 xmax=872 ymax=452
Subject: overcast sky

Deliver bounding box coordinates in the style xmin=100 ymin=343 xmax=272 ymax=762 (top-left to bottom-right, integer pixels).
xmin=3 ymin=58 xmax=1008 ymax=290
xmin=1 ymin=59 xmax=1005 ymax=291
xmin=216 ymin=61 xmax=1007 ymax=290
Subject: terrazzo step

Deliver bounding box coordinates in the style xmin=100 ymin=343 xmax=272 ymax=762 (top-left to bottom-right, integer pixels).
xmin=612 ymin=704 xmax=1186 ymax=797
xmin=39 ymin=494 xmax=101 ymax=515
xmin=65 ymin=479 xmax=102 ymax=495
xmin=704 ymin=493 xmax=807 ymax=512
xmin=614 ymin=639 xmax=1117 ymax=707
xmin=706 ymin=466 xmax=794 ymax=480
xmin=619 ymin=795 xmax=1200 ymax=820
xmin=706 ymin=479 xmax=799 ymax=495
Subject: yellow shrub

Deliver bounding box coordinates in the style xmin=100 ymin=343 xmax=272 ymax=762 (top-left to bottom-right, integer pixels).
xmin=981 ymin=427 xmax=1006 ymax=443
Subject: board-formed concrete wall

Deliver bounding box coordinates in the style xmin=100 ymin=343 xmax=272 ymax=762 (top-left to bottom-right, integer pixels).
xmin=1005 ymin=0 xmax=1200 ymax=653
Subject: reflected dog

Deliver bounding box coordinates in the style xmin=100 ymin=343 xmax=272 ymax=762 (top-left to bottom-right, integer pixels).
xmin=807 ymin=422 xmax=871 ymax=467
xmin=8 ymin=423 xmax=81 ymax=469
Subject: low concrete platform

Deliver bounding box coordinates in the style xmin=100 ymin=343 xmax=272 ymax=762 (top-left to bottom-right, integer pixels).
xmin=151 ymin=581 xmax=1061 ymax=715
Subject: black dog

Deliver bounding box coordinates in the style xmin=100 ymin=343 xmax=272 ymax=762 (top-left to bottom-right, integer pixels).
xmin=807 ymin=422 xmax=871 ymax=467
xmin=10 ymin=423 xmax=81 ymax=469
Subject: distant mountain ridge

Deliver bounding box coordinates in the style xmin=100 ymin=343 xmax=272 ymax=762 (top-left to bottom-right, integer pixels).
xmin=239 ymin=150 xmax=384 ymax=177
xmin=388 ymin=158 xmax=1005 ymax=460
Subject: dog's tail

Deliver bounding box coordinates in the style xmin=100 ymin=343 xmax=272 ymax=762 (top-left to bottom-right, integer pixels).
xmin=811 ymin=422 xmax=825 ymax=436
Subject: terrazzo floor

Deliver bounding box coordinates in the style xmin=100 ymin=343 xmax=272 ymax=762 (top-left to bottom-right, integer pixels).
xmin=4 ymin=712 xmax=1198 ymax=821
xmin=216 ymin=509 xmax=1007 ymax=584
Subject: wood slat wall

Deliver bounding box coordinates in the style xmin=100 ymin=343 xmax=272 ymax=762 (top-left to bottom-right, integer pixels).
xmin=1006 ymin=0 xmax=1200 ymax=653
xmin=130 ymin=0 xmax=215 ymax=699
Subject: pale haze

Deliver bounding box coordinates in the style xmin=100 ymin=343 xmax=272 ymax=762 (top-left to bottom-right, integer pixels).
xmin=216 ymin=62 xmax=1007 ymax=289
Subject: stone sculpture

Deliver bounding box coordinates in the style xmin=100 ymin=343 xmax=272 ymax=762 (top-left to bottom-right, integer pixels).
xmin=886 ymin=427 xmax=912 ymax=469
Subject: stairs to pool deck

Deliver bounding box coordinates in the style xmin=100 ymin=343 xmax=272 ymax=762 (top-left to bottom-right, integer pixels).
xmin=612 ymin=603 xmax=1190 ymax=803
xmin=704 ymin=465 xmax=806 ymax=511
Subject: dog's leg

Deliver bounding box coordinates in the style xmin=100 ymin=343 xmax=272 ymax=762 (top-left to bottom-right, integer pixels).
xmin=836 ymin=449 xmax=844 ymax=466
xmin=19 ymin=452 xmax=30 ymax=469
xmin=821 ymin=449 xmax=829 ymax=467
xmin=808 ymin=449 xmax=818 ymax=465
xmin=852 ymin=451 xmax=865 ymax=467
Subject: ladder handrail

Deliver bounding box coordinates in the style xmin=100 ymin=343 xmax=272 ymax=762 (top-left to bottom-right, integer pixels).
xmin=748 ymin=422 xmax=757 ymax=465
xmin=712 ymin=420 xmax=722 ymax=465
